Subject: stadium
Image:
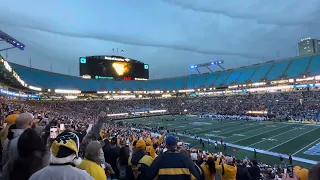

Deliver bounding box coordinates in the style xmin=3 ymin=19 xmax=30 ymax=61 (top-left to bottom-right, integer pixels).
xmin=1 ymin=2 xmax=320 ymax=179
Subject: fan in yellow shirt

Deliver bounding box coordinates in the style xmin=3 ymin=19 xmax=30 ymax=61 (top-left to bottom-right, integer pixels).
xmin=77 ymin=141 xmax=107 ymax=180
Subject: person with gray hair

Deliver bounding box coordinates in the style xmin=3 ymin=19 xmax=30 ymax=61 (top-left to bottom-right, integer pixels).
xmin=2 ymin=112 xmax=35 ymax=165
xmin=77 ymin=141 xmax=108 ymax=180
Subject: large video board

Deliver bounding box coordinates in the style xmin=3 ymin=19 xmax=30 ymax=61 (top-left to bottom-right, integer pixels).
xmin=79 ymin=56 xmax=149 ymax=80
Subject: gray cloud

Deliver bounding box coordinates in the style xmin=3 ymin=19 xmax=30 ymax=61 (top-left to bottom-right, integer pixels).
xmin=0 ymin=20 xmax=262 ymax=60
xmin=161 ymin=0 xmax=320 ymax=26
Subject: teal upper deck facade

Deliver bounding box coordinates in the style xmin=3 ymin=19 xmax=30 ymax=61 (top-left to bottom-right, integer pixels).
xmin=8 ymin=54 xmax=320 ymax=92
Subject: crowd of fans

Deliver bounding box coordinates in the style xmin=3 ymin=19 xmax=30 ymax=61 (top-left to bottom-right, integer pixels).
xmin=0 ymin=90 xmax=319 ymax=179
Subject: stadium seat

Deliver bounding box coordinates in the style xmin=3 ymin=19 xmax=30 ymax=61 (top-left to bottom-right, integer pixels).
xmin=249 ymin=63 xmax=273 ymax=82
xmin=161 ymin=79 xmax=175 ymax=91
xmin=224 ymin=68 xmax=246 ymax=85
xmin=174 ymin=77 xmax=185 ymax=90
xmin=203 ymin=73 xmax=219 ymax=88
xmin=193 ymin=74 xmax=206 ymax=89
xmin=266 ymin=60 xmax=290 ymax=80
xmin=307 ymin=54 xmax=320 ymax=76
xmin=236 ymin=66 xmax=258 ymax=84
xmin=213 ymin=71 xmax=233 ymax=87
xmin=285 ymin=56 xmax=311 ymax=78
xmin=185 ymin=75 xmax=197 ymax=89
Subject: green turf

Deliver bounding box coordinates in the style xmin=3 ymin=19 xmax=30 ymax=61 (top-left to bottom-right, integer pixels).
xmin=120 ymin=115 xmax=320 ymax=168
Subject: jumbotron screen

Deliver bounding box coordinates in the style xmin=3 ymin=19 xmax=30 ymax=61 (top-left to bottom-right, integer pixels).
xmin=79 ymin=56 xmax=149 ymax=80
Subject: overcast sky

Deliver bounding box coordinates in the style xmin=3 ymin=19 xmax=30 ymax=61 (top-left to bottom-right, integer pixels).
xmin=0 ymin=0 xmax=320 ymax=79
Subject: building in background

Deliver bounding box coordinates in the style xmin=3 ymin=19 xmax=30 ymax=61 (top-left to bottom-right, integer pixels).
xmin=298 ymin=37 xmax=320 ymax=56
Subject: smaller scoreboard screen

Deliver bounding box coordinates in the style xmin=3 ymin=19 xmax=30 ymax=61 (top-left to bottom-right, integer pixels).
xmin=79 ymin=56 xmax=149 ymax=80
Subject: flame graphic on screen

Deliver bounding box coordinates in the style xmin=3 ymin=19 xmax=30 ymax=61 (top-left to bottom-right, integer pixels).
xmin=112 ymin=62 xmax=129 ymax=76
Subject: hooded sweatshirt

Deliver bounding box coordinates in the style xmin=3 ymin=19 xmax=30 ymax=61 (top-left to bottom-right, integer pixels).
xmin=128 ymin=150 xmax=153 ymax=180
xmin=1 ymin=129 xmax=25 ymax=165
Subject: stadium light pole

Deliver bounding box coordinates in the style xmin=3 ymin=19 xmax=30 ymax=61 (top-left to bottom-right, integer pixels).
xmin=0 ymin=30 xmax=25 ymax=52
xmin=190 ymin=61 xmax=224 ymax=74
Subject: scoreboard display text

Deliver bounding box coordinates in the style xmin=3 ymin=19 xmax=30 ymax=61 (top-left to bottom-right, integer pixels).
xmin=79 ymin=56 xmax=149 ymax=80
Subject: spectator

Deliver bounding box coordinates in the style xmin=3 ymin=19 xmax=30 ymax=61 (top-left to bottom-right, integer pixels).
xmin=215 ymin=155 xmax=237 ymax=180
xmin=190 ymin=152 xmax=204 ymax=180
xmin=4 ymin=113 xmax=34 ymax=163
xmin=2 ymin=128 xmax=49 ymax=180
xmin=104 ymin=137 xmax=120 ymax=178
xmin=117 ymin=146 xmax=130 ymax=180
xmin=1 ymin=124 xmax=16 ymax=166
xmin=147 ymin=136 xmax=200 ymax=180
xmin=0 ymin=114 xmax=18 ymax=146
xmin=289 ymin=154 xmax=293 ymax=165
xmin=235 ymin=159 xmax=251 ymax=180
xmin=77 ymin=141 xmax=107 ymax=180
xmin=248 ymin=160 xmax=260 ymax=180
xmin=308 ymin=163 xmax=320 ymax=180
xmin=200 ymin=155 xmax=217 ymax=180
xmin=29 ymin=131 xmax=93 ymax=180
xmin=128 ymin=139 xmax=153 ymax=180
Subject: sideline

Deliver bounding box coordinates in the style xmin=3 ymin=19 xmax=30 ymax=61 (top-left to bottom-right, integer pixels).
xmin=177 ymin=133 xmax=318 ymax=165
xmin=293 ymin=137 xmax=320 ymax=155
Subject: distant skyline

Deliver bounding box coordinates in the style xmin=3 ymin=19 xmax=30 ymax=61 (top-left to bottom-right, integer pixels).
xmin=1 ymin=0 xmax=320 ymax=79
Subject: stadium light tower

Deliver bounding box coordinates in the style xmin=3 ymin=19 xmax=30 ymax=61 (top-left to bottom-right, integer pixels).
xmin=190 ymin=60 xmax=225 ymax=74
xmin=0 ymin=30 xmax=25 ymax=52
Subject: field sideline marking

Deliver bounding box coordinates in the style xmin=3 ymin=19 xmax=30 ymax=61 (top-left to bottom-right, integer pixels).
xmin=267 ymin=127 xmax=320 ymax=151
xmin=248 ymin=126 xmax=304 ymax=147
xmin=230 ymin=124 xmax=292 ymax=143
xmin=292 ymin=137 xmax=320 ymax=155
xmin=178 ymin=133 xmax=318 ymax=165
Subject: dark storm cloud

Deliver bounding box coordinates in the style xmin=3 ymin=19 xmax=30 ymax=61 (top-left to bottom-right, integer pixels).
xmin=0 ymin=20 xmax=261 ymax=60
xmin=0 ymin=0 xmax=319 ymax=78
xmin=161 ymin=0 xmax=320 ymax=26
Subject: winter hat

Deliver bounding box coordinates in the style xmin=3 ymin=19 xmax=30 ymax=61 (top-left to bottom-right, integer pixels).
xmin=6 ymin=114 xmax=18 ymax=124
xmin=51 ymin=131 xmax=80 ymax=159
xmin=135 ymin=139 xmax=146 ymax=150
xmin=165 ymin=136 xmax=177 ymax=146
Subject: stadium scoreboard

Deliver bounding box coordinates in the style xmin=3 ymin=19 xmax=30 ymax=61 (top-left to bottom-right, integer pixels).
xmin=79 ymin=56 xmax=149 ymax=80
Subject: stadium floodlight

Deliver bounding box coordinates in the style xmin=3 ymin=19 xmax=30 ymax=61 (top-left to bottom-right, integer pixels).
xmin=0 ymin=30 xmax=25 ymax=52
xmin=190 ymin=60 xmax=225 ymax=74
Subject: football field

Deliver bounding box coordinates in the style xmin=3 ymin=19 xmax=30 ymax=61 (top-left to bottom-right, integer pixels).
xmin=122 ymin=115 xmax=320 ymax=168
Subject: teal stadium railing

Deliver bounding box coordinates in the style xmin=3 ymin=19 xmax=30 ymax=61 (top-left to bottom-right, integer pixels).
xmin=9 ymin=53 xmax=320 ymax=91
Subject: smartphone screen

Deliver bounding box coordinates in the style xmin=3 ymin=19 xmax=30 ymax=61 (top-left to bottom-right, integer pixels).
xmin=50 ymin=126 xmax=58 ymax=139
xmin=287 ymin=165 xmax=293 ymax=178
xmin=60 ymin=124 xmax=65 ymax=132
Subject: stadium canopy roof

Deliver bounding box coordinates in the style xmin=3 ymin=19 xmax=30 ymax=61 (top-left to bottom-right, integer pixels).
xmin=1 ymin=53 xmax=320 ymax=93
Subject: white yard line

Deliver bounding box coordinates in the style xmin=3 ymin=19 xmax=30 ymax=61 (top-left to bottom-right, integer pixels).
xmin=224 ymin=125 xmax=272 ymax=138
xmin=187 ymin=121 xmax=245 ymax=133
xmin=217 ymin=124 xmax=265 ymax=136
xmin=230 ymin=124 xmax=292 ymax=143
xmin=267 ymin=127 xmax=320 ymax=151
xmin=248 ymin=126 xmax=303 ymax=147
xmin=292 ymin=137 xmax=320 ymax=155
